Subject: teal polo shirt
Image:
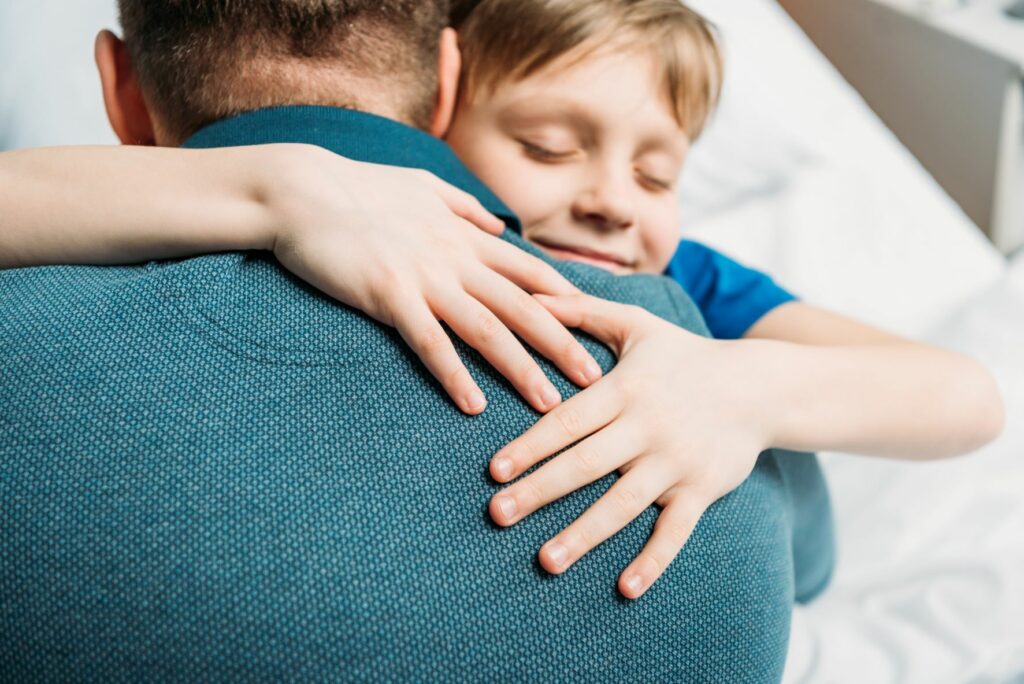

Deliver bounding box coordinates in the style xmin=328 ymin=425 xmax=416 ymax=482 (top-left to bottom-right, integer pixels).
xmin=0 ymin=106 xmax=833 ymax=682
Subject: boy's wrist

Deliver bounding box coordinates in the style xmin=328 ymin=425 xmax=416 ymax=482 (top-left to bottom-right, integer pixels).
xmin=249 ymin=143 xmax=329 ymax=254
xmin=734 ymin=339 xmax=802 ymax=452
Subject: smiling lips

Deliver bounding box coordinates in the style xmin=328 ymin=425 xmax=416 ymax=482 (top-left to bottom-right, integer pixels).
xmin=532 ymin=239 xmax=635 ymax=273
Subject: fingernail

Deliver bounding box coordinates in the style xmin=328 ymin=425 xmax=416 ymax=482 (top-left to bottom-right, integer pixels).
xmin=493 ymin=457 xmax=513 ymax=481
xmin=496 ymin=496 xmax=517 ymax=521
xmin=466 ymin=391 xmax=487 ymax=412
xmin=540 ymin=384 xmax=561 ymax=409
xmin=624 ymin=574 xmax=644 ymax=595
xmin=582 ymin=359 xmax=602 ymax=384
xmin=546 ymin=542 xmax=568 ymax=568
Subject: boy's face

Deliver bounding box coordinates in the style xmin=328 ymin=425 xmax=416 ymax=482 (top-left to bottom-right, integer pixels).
xmin=446 ymin=47 xmax=688 ymax=275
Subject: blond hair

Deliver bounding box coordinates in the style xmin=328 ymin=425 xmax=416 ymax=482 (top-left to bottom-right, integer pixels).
xmin=452 ymin=0 xmax=723 ymax=140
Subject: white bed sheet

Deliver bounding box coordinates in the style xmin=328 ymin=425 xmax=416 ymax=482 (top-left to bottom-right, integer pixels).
xmin=784 ymin=255 xmax=1024 ymax=684
xmin=681 ymin=2 xmax=1024 ymax=682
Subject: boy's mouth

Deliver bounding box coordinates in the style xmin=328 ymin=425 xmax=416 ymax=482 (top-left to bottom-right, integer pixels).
xmin=531 ymin=239 xmax=634 ymax=274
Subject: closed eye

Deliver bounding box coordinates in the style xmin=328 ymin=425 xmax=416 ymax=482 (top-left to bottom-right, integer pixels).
xmin=637 ymin=170 xmax=673 ymax=192
xmin=520 ymin=141 xmax=576 ymax=162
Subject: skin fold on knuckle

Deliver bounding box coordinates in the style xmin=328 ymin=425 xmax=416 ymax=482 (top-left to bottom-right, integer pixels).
xmin=570 ymin=524 xmax=599 ymax=554
xmin=524 ymin=260 xmax=565 ymax=293
xmin=508 ymin=291 xmax=542 ymax=326
xmin=612 ymin=486 xmax=642 ymax=519
xmin=519 ymin=477 xmax=547 ymax=512
xmin=555 ymin=407 xmax=584 ymax=439
xmin=473 ymin=311 xmax=504 ymax=345
xmin=441 ymin=364 xmax=472 ymax=396
xmin=501 ymin=434 xmax=535 ymax=471
xmin=656 ymin=516 xmax=695 ymax=547
xmin=555 ymin=336 xmax=589 ymax=369
xmin=414 ymin=324 xmax=451 ymax=358
xmin=571 ymin=444 xmax=602 ymax=477
xmin=635 ymin=553 xmax=666 ymax=581
xmin=516 ymin=362 xmax=549 ymax=394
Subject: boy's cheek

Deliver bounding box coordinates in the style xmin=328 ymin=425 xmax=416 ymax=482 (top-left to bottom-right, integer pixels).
xmin=497 ymin=169 xmax=573 ymax=231
xmin=641 ymin=223 xmax=683 ymax=274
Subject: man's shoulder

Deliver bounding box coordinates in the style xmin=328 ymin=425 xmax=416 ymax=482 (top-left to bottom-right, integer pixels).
xmin=1 ymin=261 xmax=163 ymax=333
xmin=0 ymin=253 xmax=402 ymax=371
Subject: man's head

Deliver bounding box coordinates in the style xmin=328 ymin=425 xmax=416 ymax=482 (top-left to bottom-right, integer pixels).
xmin=445 ymin=0 xmax=722 ymax=275
xmin=97 ymin=0 xmax=455 ymax=146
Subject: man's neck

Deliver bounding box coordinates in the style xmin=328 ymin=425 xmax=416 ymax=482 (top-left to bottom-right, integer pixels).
xmin=181 ymin=106 xmax=520 ymax=231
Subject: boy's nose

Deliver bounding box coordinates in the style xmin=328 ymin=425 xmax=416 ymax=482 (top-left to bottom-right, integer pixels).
xmin=572 ymin=178 xmax=637 ymax=232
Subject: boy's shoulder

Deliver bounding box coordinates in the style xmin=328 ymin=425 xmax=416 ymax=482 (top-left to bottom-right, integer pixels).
xmin=664 ymin=239 xmax=797 ymax=339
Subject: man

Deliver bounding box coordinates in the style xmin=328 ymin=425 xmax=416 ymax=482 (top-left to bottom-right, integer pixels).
xmin=0 ymin=1 xmax=832 ymax=680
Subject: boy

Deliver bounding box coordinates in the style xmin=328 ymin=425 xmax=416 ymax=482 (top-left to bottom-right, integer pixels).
xmin=441 ymin=0 xmax=1003 ymax=598
xmin=0 ymin=0 xmax=1003 ymax=604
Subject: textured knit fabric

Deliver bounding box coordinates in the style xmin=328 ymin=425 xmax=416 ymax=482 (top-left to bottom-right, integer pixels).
xmin=0 ymin=106 xmax=833 ymax=683
xmin=666 ymin=240 xmax=798 ymax=340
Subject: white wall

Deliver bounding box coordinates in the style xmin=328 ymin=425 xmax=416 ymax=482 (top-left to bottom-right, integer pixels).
xmin=0 ymin=0 xmax=119 ymax=150
xmin=779 ymin=0 xmax=1022 ymax=251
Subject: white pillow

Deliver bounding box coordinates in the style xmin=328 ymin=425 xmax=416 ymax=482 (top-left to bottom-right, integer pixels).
xmin=679 ymin=0 xmax=1006 ymax=337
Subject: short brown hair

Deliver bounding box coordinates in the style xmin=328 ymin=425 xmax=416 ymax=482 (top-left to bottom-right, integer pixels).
xmin=118 ymin=0 xmax=450 ymax=142
xmin=452 ymin=0 xmax=723 ymax=140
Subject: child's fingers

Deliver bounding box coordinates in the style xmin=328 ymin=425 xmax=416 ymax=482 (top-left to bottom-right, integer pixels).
xmin=478 ymin=236 xmax=580 ymax=296
xmin=617 ymin=493 xmax=707 ymax=600
xmin=465 ymin=269 xmax=602 ymax=389
xmin=433 ymin=289 xmax=563 ymax=414
xmin=533 ymin=294 xmax=651 ymax=354
xmin=534 ymin=462 xmax=666 ymax=575
xmin=427 ymin=174 xmax=506 ymax=236
xmin=391 ymin=297 xmax=488 ymax=415
xmin=489 ymin=420 xmax=638 ymax=527
xmin=489 ymin=377 xmax=624 ymax=483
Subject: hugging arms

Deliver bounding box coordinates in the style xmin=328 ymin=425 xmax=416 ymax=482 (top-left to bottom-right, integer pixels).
xmin=0 ymin=135 xmax=1004 ymax=599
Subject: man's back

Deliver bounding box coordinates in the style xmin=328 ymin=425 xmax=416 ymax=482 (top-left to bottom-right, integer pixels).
xmin=0 ymin=108 xmax=832 ymax=682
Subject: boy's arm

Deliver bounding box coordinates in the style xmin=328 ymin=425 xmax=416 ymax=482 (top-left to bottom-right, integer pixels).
xmin=0 ymin=144 xmax=603 ymax=415
xmin=745 ymin=301 xmax=1005 ymax=458
xmin=481 ymin=294 xmax=1005 ymax=599
xmin=745 ymin=300 xmax=904 ymax=346
xmin=0 ymin=145 xmax=277 ymax=268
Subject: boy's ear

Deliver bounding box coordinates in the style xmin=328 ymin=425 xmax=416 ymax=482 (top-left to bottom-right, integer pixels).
xmin=429 ymin=27 xmax=462 ymax=139
xmin=95 ymin=30 xmax=157 ymax=146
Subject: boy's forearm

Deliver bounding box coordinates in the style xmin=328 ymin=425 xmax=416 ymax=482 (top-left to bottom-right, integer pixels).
xmin=0 ymin=145 xmax=284 ymax=269
xmin=750 ymin=339 xmax=1005 ymax=459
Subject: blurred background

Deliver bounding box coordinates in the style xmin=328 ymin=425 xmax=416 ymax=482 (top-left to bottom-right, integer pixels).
xmin=2 ymin=0 xmax=1022 ymax=682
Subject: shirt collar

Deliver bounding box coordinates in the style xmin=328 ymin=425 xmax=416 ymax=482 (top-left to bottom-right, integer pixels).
xmin=182 ymin=105 xmax=521 ymax=232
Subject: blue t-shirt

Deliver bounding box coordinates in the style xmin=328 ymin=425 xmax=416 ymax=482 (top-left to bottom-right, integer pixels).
xmin=665 ymin=240 xmax=797 ymax=340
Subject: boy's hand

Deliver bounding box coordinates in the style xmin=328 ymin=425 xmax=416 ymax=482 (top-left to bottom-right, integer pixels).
xmin=266 ymin=145 xmax=602 ymax=415
xmin=487 ymin=294 xmax=774 ymax=599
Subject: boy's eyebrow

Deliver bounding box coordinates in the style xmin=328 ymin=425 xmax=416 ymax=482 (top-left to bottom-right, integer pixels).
xmin=496 ymin=97 xmax=598 ymax=134
xmin=636 ymin=133 xmax=689 ymax=162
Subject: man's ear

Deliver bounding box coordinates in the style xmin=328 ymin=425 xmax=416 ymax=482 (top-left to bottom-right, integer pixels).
xmin=429 ymin=27 xmax=462 ymax=139
xmin=95 ymin=30 xmax=157 ymax=146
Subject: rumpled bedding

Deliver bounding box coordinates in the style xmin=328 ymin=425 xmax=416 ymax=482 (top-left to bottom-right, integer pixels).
xmin=683 ymin=2 xmax=1024 ymax=682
